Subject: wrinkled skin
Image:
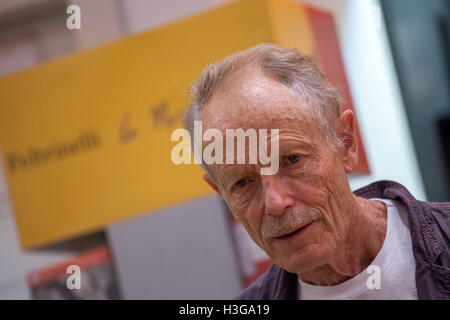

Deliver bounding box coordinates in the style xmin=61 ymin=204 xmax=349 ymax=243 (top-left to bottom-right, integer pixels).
xmin=201 ymin=67 xmax=387 ymax=286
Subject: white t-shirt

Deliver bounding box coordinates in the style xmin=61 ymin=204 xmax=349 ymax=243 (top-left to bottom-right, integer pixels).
xmin=298 ymin=199 xmax=418 ymax=300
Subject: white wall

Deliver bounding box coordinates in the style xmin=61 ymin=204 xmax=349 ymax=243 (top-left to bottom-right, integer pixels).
xmin=68 ymin=0 xmax=124 ymax=51
xmin=116 ymin=0 xmax=234 ymax=34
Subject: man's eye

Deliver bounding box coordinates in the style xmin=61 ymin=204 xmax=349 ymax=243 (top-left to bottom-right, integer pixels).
xmin=285 ymin=154 xmax=301 ymax=165
xmin=234 ymin=178 xmax=248 ymax=189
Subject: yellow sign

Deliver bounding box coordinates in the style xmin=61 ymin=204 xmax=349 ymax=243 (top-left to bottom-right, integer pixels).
xmin=0 ymin=0 xmax=320 ymax=249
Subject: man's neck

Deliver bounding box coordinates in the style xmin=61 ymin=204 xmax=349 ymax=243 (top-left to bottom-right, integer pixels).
xmin=298 ymin=196 xmax=387 ymax=286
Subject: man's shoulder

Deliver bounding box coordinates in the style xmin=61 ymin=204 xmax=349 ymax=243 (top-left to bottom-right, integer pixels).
xmin=354 ymin=180 xmax=450 ymax=233
xmin=420 ymin=200 xmax=450 ymax=241
xmin=355 ymin=180 xmax=450 ymax=260
xmin=422 ymin=200 xmax=450 ymax=214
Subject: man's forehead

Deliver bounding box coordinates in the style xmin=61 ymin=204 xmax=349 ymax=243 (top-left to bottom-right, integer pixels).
xmin=202 ymin=70 xmax=313 ymax=131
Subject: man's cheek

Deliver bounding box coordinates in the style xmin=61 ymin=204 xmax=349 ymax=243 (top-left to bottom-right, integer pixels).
xmin=227 ymin=202 xmax=259 ymax=236
xmin=241 ymin=218 xmax=267 ymax=250
xmin=288 ymin=178 xmax=329 ymax=205
xmin=227 ymin=194 xmax=252 ymax=215
xmin=245 ymin=213 xmax=263 ymax=240
xmin=297 ymin=164 xmax=341 ymax=200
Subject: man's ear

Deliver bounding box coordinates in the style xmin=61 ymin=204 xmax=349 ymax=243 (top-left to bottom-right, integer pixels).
xmin=337 ymin=109 xmax=359 ymax=173
xmin=203 ymin=173 xmax=222 ymax=195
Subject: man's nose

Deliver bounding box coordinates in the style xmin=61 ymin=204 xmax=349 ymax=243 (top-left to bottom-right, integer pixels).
xmin=262 ymin=176 xmax=294 ymax=216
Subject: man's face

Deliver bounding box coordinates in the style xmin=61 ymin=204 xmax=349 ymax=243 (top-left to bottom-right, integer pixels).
xmin=202 ymin=69 xmax=356 ymax=275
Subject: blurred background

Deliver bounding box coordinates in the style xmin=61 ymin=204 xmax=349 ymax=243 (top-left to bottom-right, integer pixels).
xmin=0 ymin=0 xmax=448 ymax=299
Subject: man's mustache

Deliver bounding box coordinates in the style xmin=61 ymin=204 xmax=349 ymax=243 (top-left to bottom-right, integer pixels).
xmin=261 ymin=207 xmax=322 ymax=239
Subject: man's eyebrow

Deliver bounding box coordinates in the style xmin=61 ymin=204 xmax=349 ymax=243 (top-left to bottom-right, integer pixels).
xmin=278 ymin=138 xmax=316 ymax=153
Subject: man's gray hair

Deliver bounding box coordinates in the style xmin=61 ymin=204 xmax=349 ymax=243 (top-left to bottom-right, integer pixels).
xmin=182 ymin=42 xmax=343 ymax=149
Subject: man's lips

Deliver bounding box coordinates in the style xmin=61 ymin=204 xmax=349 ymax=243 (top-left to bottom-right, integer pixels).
xmin=273 ymin=220 xmax=315 ymax=240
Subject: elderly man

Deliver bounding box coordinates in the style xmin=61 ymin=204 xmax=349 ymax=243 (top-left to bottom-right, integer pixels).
xmin=182 ymin=43 xmax=450 ymax=300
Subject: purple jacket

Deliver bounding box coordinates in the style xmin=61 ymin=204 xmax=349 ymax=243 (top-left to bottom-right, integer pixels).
xmin=237 ymin=180 xmax=450 ymax=300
